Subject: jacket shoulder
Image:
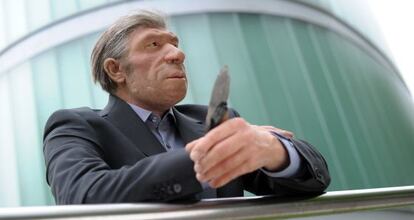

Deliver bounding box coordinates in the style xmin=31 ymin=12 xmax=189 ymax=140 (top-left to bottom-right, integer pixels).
xmin=43 ymin=107 xmax=101 ymax=139
xmin=46 ymin=107 xmax=101 ymax=123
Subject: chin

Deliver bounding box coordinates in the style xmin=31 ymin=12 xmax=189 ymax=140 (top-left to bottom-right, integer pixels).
xmin=161 ymin=80 xmax=187 ymax=105
xmin=174 ymin=90 xmax=187 ymax=104
xmin=169 ymin=88 xmax=187 ymax=106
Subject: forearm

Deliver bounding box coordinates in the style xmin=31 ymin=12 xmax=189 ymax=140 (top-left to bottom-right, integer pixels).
xmin=46 ymin=142 xmax=202 ymax=204
xmin=44 ymin=110 xmax=203 ymax=204
xmin=243 ymin=138 xmax=330 ymax=196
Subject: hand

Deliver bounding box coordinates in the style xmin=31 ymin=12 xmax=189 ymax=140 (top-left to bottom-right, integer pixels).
xmin=185 ymin=118 xmax=290 ymax=188
xmin=256 ymin=125 xmax=294 ymax=139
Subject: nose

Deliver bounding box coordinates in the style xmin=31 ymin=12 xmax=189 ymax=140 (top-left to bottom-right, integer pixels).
xmin=164 ymin=44 xmax=185 ymax=64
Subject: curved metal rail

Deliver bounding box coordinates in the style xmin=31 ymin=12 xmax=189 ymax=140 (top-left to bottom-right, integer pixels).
xmin=0 ymin=185 xmax=413 ymax=220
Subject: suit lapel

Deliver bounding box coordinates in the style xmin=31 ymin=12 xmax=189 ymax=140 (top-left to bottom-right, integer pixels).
xmin=101 ymin=98 xmax=239 ymax=197
xmin=100 ymin=95 xmax=166 ymax=156
xmin=173 ymin=107 xmax=206 ymax=144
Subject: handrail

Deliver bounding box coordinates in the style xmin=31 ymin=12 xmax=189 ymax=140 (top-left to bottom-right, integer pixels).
xmin=0 ymin=186 xmax=413 ymax=220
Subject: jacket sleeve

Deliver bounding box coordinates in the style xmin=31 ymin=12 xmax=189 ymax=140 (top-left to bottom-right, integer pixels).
xmin=43 ymin=110 xmax=203 ymax=204
xmin=227 ymin=110 xmax=331 ymax=196
xmin=243 ymin=138 xmax=331 ymax=196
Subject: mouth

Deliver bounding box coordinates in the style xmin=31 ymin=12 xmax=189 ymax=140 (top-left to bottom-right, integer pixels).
xmin=166 ymin=71 xmax=186 ymax=79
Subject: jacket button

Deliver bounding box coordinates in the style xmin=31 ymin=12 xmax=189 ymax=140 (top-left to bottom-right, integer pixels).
xmin=173 ymin=183 xmax=182 ymax=193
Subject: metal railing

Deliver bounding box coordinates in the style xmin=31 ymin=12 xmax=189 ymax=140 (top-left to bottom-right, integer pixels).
xmin=0 ymin=185 xmax=413 ymax=220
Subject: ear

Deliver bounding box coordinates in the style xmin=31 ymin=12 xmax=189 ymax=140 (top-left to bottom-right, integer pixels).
xmin=103 ymin=58 xmax=126 ymax=84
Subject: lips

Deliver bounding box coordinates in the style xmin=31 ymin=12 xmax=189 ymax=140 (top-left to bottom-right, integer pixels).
xmin=166 ymin=71 xmax=186 ymax=79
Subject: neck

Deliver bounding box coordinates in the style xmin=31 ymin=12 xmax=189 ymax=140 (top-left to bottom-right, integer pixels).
xmin=114 ymin=90 xmax=168 ymax=117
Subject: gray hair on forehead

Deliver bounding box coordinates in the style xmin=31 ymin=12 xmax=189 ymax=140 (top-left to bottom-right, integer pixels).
xmin=91 ymin=10 xmax=167 ymax=93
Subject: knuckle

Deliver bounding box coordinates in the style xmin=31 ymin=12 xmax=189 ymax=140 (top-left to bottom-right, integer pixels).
xmin=189 ymin=151 xmax=197 ymax=160
xmin=201 ymin=135 xmax=212 ymax=145
xmin=240 ymin=128 xmax=255 ymax=142
xmin=198 ymin=157 xmax=212 ymax=171
xmin=245 ymin=129 xmax=255 ymax=139
xmin=233 ymin=117 xmax=247 ymax=128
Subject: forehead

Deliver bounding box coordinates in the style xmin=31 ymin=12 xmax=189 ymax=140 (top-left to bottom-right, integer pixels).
xmin=129 ymin=27 xmax=177 ymax=43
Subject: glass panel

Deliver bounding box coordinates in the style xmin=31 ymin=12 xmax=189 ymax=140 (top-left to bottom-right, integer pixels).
xmin=56 ymin=40 xmax=93 ymax=108
xmin=78 ymin=0 xmax=108 ymax=10
xmin=26 ymin=0 xmax=52 ymax=31
xmin=0 ymin=1 xmax=7 ymax=49
xmin=81 ymin=32 xmax=108 ymax=109
xmin=208 ymin=13 xmax=269 ymax=124
xmin=271 ymin=18 xmax=347 ymax=189
xmin=241 ymin=14 xmax=299 ymax=132
xmin=327 ymin=33 xmax=401 ymax=187
xmin=30 ymin=50 xmax=60 ymax=205
xmin=315 ymin=29 xmax=388 ymax=187
xmin=356 ymin=48 xmax=412 ymax=185
xmin=4 ymin=0 xmax=28 ymax=41
xmin=31 ymin=50 xmax=63 ymax=134
xmin=293 ymin=21 xmax=374 ymax=189
xmin=0 ymin=75 xmax=21 ymax=207
xmin=9 ymin=63 xmax=49 ymax=206
xmin=50 ymin=0 xmax=79 ymax=20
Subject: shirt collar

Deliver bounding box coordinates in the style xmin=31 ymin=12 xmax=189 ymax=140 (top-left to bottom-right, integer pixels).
xmin=128 ymin=103 xmax=176 ymax=123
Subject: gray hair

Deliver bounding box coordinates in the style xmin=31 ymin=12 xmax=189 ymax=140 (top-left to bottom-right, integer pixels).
xmin=91 ymin=10 xmax=167 ymax=93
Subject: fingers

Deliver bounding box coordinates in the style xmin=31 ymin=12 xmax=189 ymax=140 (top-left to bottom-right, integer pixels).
xmin=209 ymin=156 xmax=257 ymax=188
xmin=186 ymin=118 xmax=290 ymax=188
xmin=194 ymin=131 xmax=244 ymax=174
xmin=185 ymin=139 xmax=198 ymax=152
xmin=197 ymin=146 xmax=252 ymax=185
xmin=186 ymin=118 xmax=247 ymax=161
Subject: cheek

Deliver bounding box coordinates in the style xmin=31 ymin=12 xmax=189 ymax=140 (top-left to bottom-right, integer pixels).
xmin=125 ymin=73 xmax=143 ymax=92
xmin=126 ymin=72 xmax=160 ymax=96
xmin=132 ymin=55 xmax=160 ymax=79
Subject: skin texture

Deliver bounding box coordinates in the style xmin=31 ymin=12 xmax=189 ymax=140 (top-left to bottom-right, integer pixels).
xmin=104 ymin=27 xmax=187 ymax=116
xmin=104 ymin=26 xmax=292 ymax=189
xmin=186 ymin=119 xmax=290 ymax=188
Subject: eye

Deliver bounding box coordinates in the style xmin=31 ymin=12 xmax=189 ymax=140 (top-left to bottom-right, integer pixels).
xmin=147 ymin=41 xmax=159 ymax=48
xmin=172 ymin=39 xmax=179 ymax=48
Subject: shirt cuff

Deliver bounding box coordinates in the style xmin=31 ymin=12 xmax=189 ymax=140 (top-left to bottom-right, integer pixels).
xmin=200 ymin=181 xmax=210 ymax=190
xmin=260 ymin=132 xmax=302 ymax=178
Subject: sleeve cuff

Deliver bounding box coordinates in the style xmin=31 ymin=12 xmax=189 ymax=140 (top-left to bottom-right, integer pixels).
xmin=260 ymin=132 xmax=302 ymax=178
xmin=200 ymin=181 xmax=210 ymax=190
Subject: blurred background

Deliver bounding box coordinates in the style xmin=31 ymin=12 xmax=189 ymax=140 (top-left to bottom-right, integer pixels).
xmin=0 ymin=0 xmax=413 ymax=207
xmin=367 ymin=0 xmax=414 ymax=100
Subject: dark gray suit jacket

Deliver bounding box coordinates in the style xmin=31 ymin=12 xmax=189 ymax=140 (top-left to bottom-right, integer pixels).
xmin=43 ymin=95 xmax=330 ymax=204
